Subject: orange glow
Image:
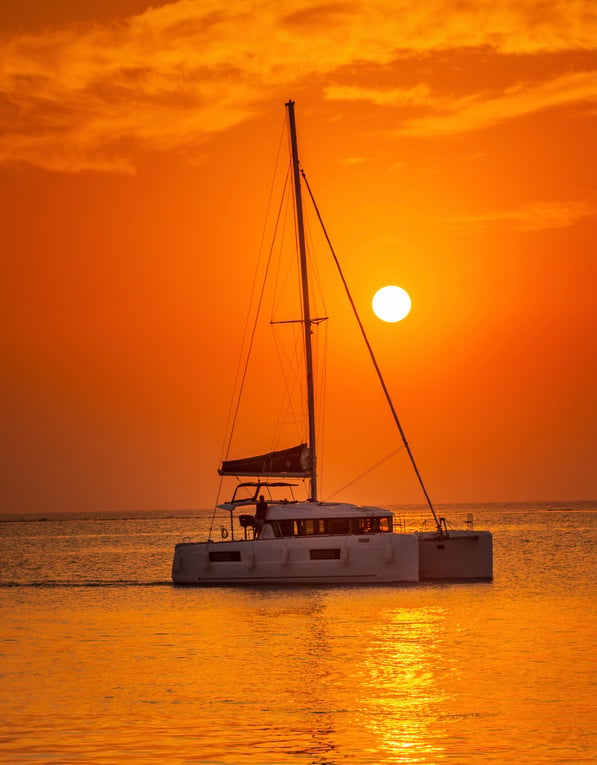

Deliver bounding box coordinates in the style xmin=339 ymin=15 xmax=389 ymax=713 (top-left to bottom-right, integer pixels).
xmin=0 ymin=1 xmax=596 ymax=513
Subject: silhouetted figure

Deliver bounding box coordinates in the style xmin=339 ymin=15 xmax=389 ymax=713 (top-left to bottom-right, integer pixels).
xmin=255 ymin=495 xmax=268 ymax=537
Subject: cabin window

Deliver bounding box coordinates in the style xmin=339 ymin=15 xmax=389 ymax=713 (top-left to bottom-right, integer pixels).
xmin=309 ymin=548 xmax=341 ymax=560
xmin=277 ymin=520 xmax=295 ymax=537
xmin=327 ymin=518 xmax=350 ymax=535
xmin=265 ymin=521 xmax=285 ymax=538
xmin=351 ymin=518 xmax=373 ymax=534
xmin=296 ymin=519 xmax=325 ymax=536
xmin=296 ymin=519 xmax=312 ymax=536
xmin=280 ymin=516 xmax=392 ymax=537
xmin=350 ymin=516 xmax=393 ymax=534
xmin=209 ymin=550 xmax=242 ymax=562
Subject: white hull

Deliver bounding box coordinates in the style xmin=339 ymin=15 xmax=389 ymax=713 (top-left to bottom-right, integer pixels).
xmin=418 ymin=530 xmax=493 ymax=580
xmin=172 ymin=532 xmax=420 ymax=585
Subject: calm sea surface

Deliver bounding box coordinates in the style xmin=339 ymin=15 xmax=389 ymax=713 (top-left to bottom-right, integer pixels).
xmin=0 ymin=502 xmax=595 ymax=764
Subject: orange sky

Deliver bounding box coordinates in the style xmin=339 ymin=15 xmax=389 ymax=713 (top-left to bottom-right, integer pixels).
xmin=1 ymin=0 xmax=596 ymax=514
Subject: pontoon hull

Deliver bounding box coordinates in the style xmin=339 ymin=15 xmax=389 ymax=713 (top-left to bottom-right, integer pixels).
xmin=172 ymin=533 xmax=420 ymax=585
xmin=418 ymin=530 xmax=493 ymax=580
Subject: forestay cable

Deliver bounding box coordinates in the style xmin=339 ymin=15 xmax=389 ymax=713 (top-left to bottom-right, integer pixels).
xmin=300 ymin=168 xmax=442 ymax=533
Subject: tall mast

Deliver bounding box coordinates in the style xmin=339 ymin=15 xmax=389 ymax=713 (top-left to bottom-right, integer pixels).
xmin=286 ymin=100 xmax=318 ymax=502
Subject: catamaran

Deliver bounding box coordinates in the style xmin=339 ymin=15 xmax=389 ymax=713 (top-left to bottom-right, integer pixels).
xmin=172 ymin=101 xmax=492 ymax=585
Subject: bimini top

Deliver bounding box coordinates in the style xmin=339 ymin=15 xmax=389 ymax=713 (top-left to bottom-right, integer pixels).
xmin=217 ymin=480 xmax=300 ymax=509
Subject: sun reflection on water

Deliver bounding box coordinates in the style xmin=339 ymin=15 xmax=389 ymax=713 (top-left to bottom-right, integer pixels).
xmin=1 ymin=507 xmax=596 ymax=764
xmin=357 ymin=606 xmax=451 ymax=763
xmin=235 ymin=590 xmax=461 ymax=764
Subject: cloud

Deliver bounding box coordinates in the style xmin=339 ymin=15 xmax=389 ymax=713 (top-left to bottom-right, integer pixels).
xmin=325 ymin=71 xmax=597 ymax=137
xmin=324 ymin=84 xmax=432 ymax=107
xmin=445 ymin=200 xmax=597 ymax=230
xmin=393 ymin=71 xmax=597 ymax=136
xmin=338 ymin=156 xmax=370 ymax=165
xmin=0 ymin=0 xmax=595 ymax=172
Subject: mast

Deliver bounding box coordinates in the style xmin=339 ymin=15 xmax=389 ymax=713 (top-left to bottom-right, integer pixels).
xmin=286 ymin=100 xmax=318 ymax=502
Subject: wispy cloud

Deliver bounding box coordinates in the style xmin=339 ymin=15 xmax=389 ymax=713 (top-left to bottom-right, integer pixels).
xmin=325 ymin=71 xmax=597 ymax=136
xmin=338 ymin=156 xmax=370 ymax=165
xmin=324 ymin=84 xmax=432 ymax=107
xmin=445 ymin=200 xmax=597 ymax=230
xmin=396 ymin=71 xmax=597 ymax=136
xmin=0 ymin=0 xmax=595 ymax=172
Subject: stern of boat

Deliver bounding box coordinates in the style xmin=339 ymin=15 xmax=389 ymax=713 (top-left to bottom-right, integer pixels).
xmin=417 ymin=530 xmax=493 ymax=580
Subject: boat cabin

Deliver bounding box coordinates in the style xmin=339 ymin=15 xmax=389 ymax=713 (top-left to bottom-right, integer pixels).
xmin=257 ymin=512 xmax=393 ymax=539
xmin=218 ymin=482 xmax=395 ymax=541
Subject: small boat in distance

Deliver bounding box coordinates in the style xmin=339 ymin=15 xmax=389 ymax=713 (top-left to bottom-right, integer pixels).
xmin=172 ymin=101 xmax=492 ymax=585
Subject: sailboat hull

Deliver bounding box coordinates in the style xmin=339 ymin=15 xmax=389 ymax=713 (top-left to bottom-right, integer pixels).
xmin=172 ymin=532 xmax=420 ymax=585
xmin=418 ymin=530 xmax=493 ymax=580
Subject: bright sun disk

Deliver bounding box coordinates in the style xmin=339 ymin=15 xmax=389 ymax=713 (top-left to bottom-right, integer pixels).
xmin=372 ymin=285 xmax=412 ymax=322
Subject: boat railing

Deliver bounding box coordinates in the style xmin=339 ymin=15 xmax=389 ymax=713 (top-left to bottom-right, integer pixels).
xmin=418 ymin=513 xmax=477 ymax=536
xmin=419 ymin=516 xmax=451 ymax=535
xmin=393 ymin=515 xmax=407 ymax=533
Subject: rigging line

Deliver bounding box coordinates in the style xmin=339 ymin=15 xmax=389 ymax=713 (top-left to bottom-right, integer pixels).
xmin=221 ymin=167 xmax=291 ymax=465
xmin=325 ymin=446 xmax=406 ymax=501
xmin=303 ymin=198 xmax=330 ymax=497
xmin=270 ymin=181 xmax=298 ymax=323
xmin=270 ymin=321 xmax=305 ymax=447
xmin=317 ymin=317 xmax=329 ymax=498
xmin=219 ymin=123 xmax=288 ymax=461
xmin=303 ymin=194 xmax=329 ymax=321
xmin=270 ymin=200 xmax=328 ymax=452
xmin=210 ymin=124 xmax=288 ymax=538
xmin=300 ymin=167 xmax=442 ymax=532
xmin=208 ymin=473 xmax=227 ymax=541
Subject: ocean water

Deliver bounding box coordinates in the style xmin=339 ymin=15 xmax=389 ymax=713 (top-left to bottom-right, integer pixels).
xmin=0 ymin=502 xmax=595 ymax=764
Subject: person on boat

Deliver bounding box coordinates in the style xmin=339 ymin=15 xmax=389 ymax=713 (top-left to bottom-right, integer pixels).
xmin=255 ymin=495 xmax=268 ymax=537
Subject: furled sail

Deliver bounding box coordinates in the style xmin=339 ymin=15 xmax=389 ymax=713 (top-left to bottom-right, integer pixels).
xmin=219 ymin=443 xmax=311 ymax=477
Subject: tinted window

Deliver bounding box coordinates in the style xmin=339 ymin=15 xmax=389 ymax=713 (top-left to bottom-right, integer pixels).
xmin=351 ymin=517 xmax=392 ymax=534
xmin=327 ymin=518 xmax=350 ymax=534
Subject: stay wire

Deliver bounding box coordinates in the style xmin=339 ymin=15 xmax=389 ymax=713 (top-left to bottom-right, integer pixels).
xmin=209 ymin=123 xmax=289 ymax=537
xmin=326 ymin=446 xmax=405 ymax=500
xmin=222 ymin=170 xmax=291 ymax=461
xmin=300 ymin=167 xmax=441 ymax=532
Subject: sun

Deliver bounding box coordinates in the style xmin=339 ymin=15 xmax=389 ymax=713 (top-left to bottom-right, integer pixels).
xmin=372 ymin=285 xmax=412 ymax=322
